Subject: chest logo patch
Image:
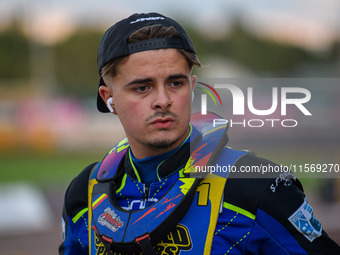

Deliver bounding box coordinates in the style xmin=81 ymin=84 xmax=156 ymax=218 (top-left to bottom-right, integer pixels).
xmin=155 ymin=224 xmax=192 ymax=254
xmin=98 ymin=207 xmax=124 ymax=232
xmin=288 ymin=197 xmax=322 ymax=242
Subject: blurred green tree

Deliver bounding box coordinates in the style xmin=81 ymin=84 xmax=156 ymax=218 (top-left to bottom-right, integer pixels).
xmin=0 ymin=21 xmax=337 ymax=94
xmin=54 ymin=29 xmax=103 ymax=97
xmin=0 ymin=23 xmax=30 ymax=80
xmin=187 ymin=22 xmax=320 ymax=75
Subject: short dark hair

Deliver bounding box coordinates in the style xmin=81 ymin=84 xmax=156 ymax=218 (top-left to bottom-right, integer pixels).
xmin=101 ymin=24 xmax=200 ymax=86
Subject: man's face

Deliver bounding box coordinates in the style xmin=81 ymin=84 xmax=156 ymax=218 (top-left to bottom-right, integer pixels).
xmin=103 ymin=49 xmax=196 ymax=158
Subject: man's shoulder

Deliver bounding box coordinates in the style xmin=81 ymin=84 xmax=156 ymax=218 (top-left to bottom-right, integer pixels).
xmin=64 ymin=162 xmax=98 ymax=218
xmin=218 ymin=146 xmax=276 ymax=169
xmin=222 ymin=153 xmax=271 ymax=215
xmin=221 ymin=152 xmax=303 ymax=216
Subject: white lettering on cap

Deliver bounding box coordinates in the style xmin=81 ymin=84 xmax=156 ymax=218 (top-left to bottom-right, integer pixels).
xmin=130 ymin=17 xmax=165 ymax=24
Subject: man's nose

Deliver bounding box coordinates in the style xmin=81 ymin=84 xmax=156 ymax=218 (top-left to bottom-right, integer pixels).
xmin=152 ymin=87 xmax=173 ymax=111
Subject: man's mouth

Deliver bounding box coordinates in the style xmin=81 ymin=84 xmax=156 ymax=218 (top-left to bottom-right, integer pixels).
xmin=150 ymin=117 xmax=175 ymax=128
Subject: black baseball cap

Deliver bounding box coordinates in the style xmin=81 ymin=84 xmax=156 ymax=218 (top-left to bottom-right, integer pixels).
xmin=96 ymin=12 xmax=197 ymax=112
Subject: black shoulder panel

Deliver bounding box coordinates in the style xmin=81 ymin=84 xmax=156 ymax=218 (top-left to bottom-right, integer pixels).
xmin=223 ymin=154 xmax=275 ymax=215
xmin=64 ymin=162 xmax=97 ymax=218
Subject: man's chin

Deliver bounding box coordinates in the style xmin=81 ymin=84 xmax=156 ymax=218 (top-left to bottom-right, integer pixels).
xmin=146 ymin=138 xmax=178 ymax=149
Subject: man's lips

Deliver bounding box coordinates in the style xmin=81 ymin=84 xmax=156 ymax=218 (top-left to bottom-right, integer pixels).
xmin=150 ymin=117 xmax=175 ymax=128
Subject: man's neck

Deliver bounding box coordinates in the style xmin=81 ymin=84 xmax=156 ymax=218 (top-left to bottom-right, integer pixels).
xmin=129 ymin=126 xmax=191 ymax=159
xmin=129 ymin=146 xmax=180 ymax=184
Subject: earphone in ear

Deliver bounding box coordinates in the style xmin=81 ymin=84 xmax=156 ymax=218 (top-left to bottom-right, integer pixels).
xmin=192 ymin=91 xmax=195 ymax=102
xmin=106 ymin=97 xmax=114 ymax=113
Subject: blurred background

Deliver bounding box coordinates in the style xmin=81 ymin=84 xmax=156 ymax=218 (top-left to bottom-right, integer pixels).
xmin=0 ymin=0 xmax=339 ymax=254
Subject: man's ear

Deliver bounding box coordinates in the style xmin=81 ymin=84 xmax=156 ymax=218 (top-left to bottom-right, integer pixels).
xmin=191 ymin=75 xmax=197 ymax=91
xmin=99 ymin=85 xmax=112 ymax=103
xmin=99 ymin=85 xmax=116 ymax=114
xmin=191 ymin=75 xmax=197 ymax=102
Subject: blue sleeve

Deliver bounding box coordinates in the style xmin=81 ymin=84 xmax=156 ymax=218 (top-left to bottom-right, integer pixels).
xmin=213 ymin=177 xmax=340 ymax=254
xmin=252 ymin=175 xmax=340 ymax=254
xmin=59 ymin=207 xmax=89 ymax=255
xmin=247 ymin=209 xmax=308 ymax=254
xmin=212 ymin=199 xmax=309 ymax=254
xmin=59 ymin=163 xmax=96 ymax=255
xmin=213 ymin=152 xmax=340 ymax=254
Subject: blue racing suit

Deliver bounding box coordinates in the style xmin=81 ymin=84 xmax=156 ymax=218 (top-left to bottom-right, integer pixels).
xmin=59 ymin=125 xmax=340 ymax=254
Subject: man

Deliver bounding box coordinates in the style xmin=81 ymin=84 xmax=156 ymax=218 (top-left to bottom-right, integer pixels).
xmin=59 ymin=12 xmax=340 ymax=254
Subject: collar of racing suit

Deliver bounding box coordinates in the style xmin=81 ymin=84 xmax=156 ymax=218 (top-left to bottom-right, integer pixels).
xmin=122 ymin=124 xmax=202 ymax=182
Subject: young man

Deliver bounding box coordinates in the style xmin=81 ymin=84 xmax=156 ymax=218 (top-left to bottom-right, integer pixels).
xmin=59 ymin=13 xmax=340 ymax=254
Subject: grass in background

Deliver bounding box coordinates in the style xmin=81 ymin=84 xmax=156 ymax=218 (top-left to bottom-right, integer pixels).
xmin=0 ymin=149 xmax=105 ymax=187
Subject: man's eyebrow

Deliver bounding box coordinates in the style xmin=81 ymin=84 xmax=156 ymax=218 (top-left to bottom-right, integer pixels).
xmin=166 ymin=74 xmax=189 ymax=81
xmin=125 ymin=78 xmax=154 ymax=87
xmin=125 ymin=74 xmax=189 ymax=87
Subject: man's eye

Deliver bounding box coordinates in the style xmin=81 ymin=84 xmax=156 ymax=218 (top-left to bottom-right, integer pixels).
xmin=135 ymin=86 xmax=149 ymax=92
xmin=170 ymin=81 xmax=183 ymax=87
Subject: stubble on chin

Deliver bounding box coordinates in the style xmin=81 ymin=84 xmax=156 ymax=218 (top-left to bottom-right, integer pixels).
xmin=146 ymin=137 xmax=179 ymax=149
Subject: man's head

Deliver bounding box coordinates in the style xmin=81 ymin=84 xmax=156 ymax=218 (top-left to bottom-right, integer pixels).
xmin=96 ymin=13 xmax=200 ymax=158
xmin=100 ymin=24 xmax=200 ymax=89
xmin=97 ymin=12 xmax=200 ymax=112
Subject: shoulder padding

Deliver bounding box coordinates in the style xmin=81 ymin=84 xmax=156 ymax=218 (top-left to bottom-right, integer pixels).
xmin=64 ymin=162 xmax=97 ymax=219
xmin=223 ymin=154 xmax=275 ymax=216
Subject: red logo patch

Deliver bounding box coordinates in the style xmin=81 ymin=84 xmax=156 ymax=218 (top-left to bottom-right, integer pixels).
xmin=98 ymin=208 xmax=124 ymax=232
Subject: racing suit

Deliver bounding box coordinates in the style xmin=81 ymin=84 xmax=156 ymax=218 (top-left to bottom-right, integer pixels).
xmin=59 ymin=125 xmax=340 ymax=254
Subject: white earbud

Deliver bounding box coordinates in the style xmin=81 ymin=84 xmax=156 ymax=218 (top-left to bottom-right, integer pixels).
xmin=192 ymin=91 xmax=195 ymax=102
xmin=106 ymin=97 xmax=114 ymax=113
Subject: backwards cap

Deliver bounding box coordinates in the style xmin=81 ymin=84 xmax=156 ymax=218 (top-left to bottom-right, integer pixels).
xmin=96 ymin=12 xmax=197 ymax=112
